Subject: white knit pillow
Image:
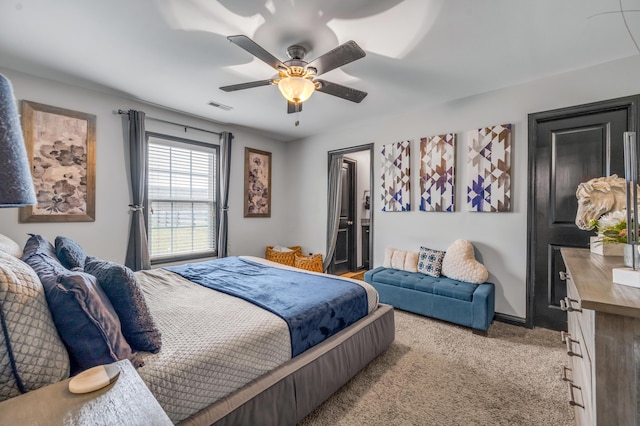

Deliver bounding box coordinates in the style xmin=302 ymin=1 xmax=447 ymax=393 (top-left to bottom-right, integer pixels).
xmin=441 ymin=239 xmax=489 ymax=284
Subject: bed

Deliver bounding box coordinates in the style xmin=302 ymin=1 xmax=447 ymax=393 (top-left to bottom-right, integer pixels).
xmin=0 ymin=235 xmax=395 ymax=426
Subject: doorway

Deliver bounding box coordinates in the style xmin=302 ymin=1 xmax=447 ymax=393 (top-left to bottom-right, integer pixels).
xmin=527 ymin=95 xmax=638 ymax=330
xmin=328 ymin=144 xmax=374 ymax=276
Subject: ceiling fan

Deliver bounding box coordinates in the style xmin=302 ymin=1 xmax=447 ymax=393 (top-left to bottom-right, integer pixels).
xmin=219 ymin=35 xmax=368 ymax=114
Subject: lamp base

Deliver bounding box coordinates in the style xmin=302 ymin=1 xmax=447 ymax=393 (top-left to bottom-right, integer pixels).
xmin=612 ymin=267 xmax=640 ymax=288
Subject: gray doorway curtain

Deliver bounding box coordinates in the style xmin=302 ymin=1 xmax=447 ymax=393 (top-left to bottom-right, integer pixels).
xmin=217 ymin=131 xmax=233 ymax=258
xmin=124 ymin=110 xmax=151 ymax=271
xmin=324 ymin=154 xmax=344 ymax=272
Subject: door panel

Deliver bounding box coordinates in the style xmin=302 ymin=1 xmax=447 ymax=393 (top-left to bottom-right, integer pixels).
xmin=531 ymin=104 xmax=631 ymax=330
xmin=332 ymin=159 xmax=356 ymax=275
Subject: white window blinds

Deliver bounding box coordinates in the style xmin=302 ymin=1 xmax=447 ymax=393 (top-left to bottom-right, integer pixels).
xmin=147 ymin=135 xmax=218 ymax=260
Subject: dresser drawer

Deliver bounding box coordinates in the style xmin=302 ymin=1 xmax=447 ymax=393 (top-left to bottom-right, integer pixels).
xmin=564 ymin=274 xmax=595 ymax=359
xmin=565 ymin=315 xmax=593 ymax=425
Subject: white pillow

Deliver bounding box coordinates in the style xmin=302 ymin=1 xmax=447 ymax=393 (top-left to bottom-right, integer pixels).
xmin=383 ymin=248 xmax=396 ymax=268
xmin=404 ymin=251 xmax=419 ymax=273
xmin=272 ymin=246 xmax=293 ymax=252
xmin=383 ymin=248 xmax=419 ymax=272
xmin=391 ymin=250 xmax=406 ymax=270
xmin=441 ymin=239 xmax=489 ymax=284
xmin=0 ymin=234 xmax=21 ymax=258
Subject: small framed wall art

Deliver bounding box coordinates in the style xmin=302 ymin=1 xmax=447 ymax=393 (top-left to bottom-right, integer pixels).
xmin=244 ymin=147 xmax=272 ymax=217
xmin=19 ymin=101 xmax=96 ymax=223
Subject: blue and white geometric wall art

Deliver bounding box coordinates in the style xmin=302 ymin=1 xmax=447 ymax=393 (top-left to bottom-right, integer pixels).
xmin=467 ymin=123 xmax=512 ymax=212
xmin=381 ymin=140 xmax=411 ymax=211
xmin=420 ymin=133 xmax=455 ymax=212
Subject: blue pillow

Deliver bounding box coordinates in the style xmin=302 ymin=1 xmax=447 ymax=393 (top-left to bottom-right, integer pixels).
xmin=21 ymin=235 xmax=141 ymax=374
xmin=54 ymin=236 xmax=87 ymax=270
xmin=22 ymin=233 xmax=56 ymax=260
xmin=85 ymin=256 xmax=161 ymax=353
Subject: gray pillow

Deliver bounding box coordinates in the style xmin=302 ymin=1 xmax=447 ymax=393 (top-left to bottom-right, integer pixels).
xmin=54 ymin=236 xmax=87 ymax=270
xmin=0 ymin=250 xmax=69 ymax=402
xmin=84 ymin=256 xmax=161 ymax=353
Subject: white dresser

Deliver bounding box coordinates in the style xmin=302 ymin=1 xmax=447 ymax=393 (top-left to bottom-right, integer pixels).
xmin=560 ymin=248 xmax=640 ymax=425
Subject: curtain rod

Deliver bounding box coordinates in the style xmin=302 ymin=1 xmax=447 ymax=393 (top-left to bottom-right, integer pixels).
xmin=116 ymin=109 xmax=221 ymax=136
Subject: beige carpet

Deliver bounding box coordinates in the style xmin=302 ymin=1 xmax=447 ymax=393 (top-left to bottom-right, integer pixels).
xmin=299 ymin=310 xmax=574 ymax=426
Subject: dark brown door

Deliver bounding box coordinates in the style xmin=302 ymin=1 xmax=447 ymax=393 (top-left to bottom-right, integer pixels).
xmin=333 ymin=159 xmax=356 ymax=275
xmin=528 ymin=97 xmax=636 ymax=330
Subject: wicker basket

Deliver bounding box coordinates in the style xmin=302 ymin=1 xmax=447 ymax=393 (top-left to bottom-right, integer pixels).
xmin=265 ymin=246 xmax=302 ymax=266
xmin=294 ymin=253 xmax=323 ymax=273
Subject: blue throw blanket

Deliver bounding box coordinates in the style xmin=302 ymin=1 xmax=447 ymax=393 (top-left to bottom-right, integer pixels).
xmin=166 ymin=257 xmax=368 ymax=357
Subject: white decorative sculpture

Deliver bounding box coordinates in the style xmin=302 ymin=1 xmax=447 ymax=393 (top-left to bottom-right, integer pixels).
xmin=575 ymin=175 xmax=627 ymax=230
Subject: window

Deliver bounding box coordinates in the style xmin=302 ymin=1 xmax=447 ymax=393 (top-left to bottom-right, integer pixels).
xmin=146 ymin=133 xmax=219 ymax=263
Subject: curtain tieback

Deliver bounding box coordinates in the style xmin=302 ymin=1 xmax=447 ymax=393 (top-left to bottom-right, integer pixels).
xmin=221 ymin=207 xmax=229 ymax=212
xmin=128 ymin=204 xmax=144 ymax=212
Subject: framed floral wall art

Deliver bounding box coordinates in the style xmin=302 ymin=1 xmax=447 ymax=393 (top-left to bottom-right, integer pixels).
xmin=19 ymin=101 xmax=96 ymax=222
xmin=244 ymin=147 xmax=271 ymax=217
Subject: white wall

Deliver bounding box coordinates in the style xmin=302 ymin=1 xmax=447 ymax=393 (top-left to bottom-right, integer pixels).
xmin=0 ymin=67 xmax=288 ymax=263
xmin=285 ymin=54 xmax=640 ymax=319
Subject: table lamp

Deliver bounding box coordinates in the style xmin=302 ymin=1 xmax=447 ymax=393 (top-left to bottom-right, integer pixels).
xmin=0 ymin=73 xmax=36 ymax=207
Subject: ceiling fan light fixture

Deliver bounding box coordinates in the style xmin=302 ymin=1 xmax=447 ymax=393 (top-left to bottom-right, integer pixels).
xmin=277 ymin=77 xmax=315 ymax=103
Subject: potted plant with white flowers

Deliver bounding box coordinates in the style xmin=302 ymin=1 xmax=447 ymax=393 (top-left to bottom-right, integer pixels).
xmin=588 ymin=209 xmax=627 ymax=256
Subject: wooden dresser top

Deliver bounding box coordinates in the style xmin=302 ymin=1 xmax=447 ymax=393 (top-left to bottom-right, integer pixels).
xmin=561 ymin=247 xmax=640 ymax=318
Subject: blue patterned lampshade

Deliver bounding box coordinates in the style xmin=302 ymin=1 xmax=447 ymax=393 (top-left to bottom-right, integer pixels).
xmin=0 ymin=73 xmax=36 ymax=207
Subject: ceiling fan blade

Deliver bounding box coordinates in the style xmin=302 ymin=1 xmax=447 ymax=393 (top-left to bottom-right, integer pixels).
xmin=307 ymin=41 xmax=366 ymax=76
xmin=219 ymin=79 xmax=274 ymax=92
xmin=287 ymin=101 xmax=302 ymax=114
xmin=227 ymin=35 xmax=287 ymax=71
xmin=315 ymin=80 xmax=368 ymax=103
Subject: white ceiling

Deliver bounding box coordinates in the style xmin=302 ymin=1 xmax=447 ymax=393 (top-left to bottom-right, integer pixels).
xmin=0 ymin=0 xmax=638 ymax=141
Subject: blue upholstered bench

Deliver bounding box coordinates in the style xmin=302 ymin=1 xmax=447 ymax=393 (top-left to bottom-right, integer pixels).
xmin=364 ymin=267 xmax=495 ymax=335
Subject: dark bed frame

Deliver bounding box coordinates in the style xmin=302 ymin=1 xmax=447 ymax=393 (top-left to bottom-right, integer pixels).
xmin=180 ymin=304 xmax=395 ymax=426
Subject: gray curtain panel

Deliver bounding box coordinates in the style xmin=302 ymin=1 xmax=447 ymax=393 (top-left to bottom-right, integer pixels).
xmin=217 ymin=131 xmax=233 ymax=258
xmin=323 ymin=154 xmax=343 ymax=272
xmin=124 ymin=110 xmax=151 ymax=271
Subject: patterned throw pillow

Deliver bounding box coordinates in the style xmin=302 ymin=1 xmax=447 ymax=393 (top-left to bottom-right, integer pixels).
xmin=418 ymin=247 xmax=446 ymax=277
xmin=0 ymin=251 xmax=69 ymax=402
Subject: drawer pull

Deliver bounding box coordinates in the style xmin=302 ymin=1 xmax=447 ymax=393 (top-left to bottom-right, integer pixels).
xmin=560 ymin=331 xmax=570 ymax=344
xmin=567 ymin=382 xmax=585 ymax=409
xmin=560 ymin=297 xmax=582 ymax=313
xmin=563 ymin=333 xmax=582 ymax=358
xmin=559 ymin=271 xmax=570 ymax=281
xmin=561 ymin=365 xmax=572 ymax=382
